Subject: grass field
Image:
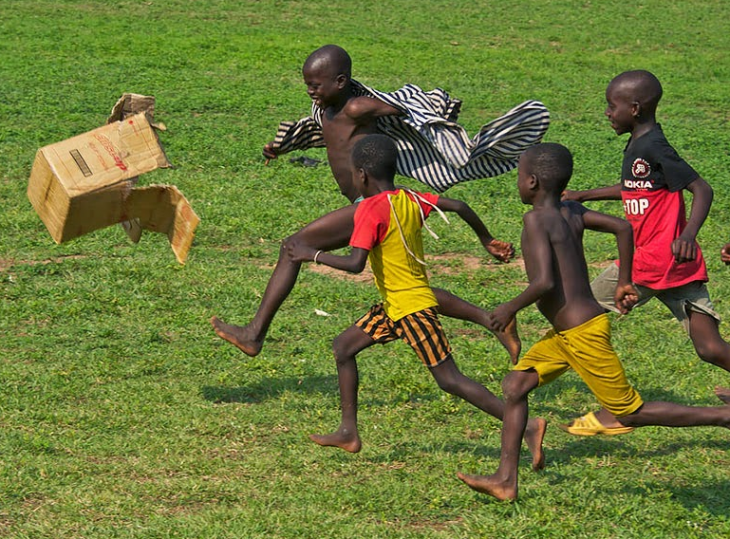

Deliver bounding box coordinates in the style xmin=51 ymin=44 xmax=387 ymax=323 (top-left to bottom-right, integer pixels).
xmin=1 ymin=1 xmax=729 ymax=537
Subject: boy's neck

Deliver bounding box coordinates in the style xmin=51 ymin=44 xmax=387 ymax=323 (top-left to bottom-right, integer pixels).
xmin=363 ymin=180 xmax=397 ymax=198
xmin=630 ymin=117 xmax=657 ymax=139
xmin=326 ymin=84 xmax=356 ymax=113
xmin=530 ymin=191 xmax=562 ymax=209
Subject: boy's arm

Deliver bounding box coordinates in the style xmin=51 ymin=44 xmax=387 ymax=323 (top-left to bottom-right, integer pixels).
xmin=346 ymin=96 xmax=402 ymax=123
xmin=435 ymin=197 xmax=514 ymax=262
xmin=263 ymin=117 xmax=326 ymax=161
xmin=286 ymin=239 xmax=369 ymax=274
xmin=562 ymin=183 xmax=622 ymax=202
xmin=487 ymin=213 xmax=554 ymax=331
xmin=581 ymin=208 xmax=638 ymax=314
xmin=674 ymin=177 xmax=713 ymax=263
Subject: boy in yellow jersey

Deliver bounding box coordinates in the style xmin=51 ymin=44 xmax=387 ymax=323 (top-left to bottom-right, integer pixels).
xmin=286 ymin=134 xmax=547 ymax=465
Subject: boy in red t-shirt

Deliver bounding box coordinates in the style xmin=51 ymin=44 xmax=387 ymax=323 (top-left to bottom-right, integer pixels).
xmin=286 ymin=134 xmax=547 ymax=465
xmin=563 ymin=70 xmax=730 ymax=427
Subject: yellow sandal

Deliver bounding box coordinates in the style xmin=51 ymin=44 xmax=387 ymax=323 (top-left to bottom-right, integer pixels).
xmin=559 ymin=411 xmax=634 ymax=436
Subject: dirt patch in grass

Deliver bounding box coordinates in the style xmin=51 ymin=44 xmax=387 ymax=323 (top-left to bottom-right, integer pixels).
xmin=300 ymin=253 xmax=525 ymax=283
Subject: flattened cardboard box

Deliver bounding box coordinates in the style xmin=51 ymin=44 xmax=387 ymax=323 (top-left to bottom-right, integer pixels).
xmin=27 ymin=112 xmax=199 ymax=264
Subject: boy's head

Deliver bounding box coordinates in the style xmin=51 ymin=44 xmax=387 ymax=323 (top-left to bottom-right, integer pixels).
xmin=605 ymin=70 xmax=662 ymax=135
xmin=302 ymin=45 xmax=352 ymax=108
xmin=351 ymin=134 xmax=398 ymax=196
xmin=518 ymin=143 xmax=573 ymax=203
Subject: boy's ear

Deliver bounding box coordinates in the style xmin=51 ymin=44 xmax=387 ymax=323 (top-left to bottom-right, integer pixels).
xmin=528 ymin=173 xmax=539 ymax=191
xmin=631 ymin=100 xmax=641 ymax=118
xmin=336 ymin=73 xmax=348 ymax=88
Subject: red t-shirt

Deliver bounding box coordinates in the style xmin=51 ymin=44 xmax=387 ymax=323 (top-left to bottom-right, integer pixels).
xmin=620 ymin=125 xmax=707 ymax=289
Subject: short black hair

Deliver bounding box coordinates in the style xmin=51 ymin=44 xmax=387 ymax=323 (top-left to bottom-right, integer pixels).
xmin=522 ymin=143 xmax=573 ymax=193
xmin=303 ymin=45 xmax=352 ymax=78
xmin=609 ymin=70 xmax=663 ymax=112
xmin=351 ymin=134 xmax=398 ymax=180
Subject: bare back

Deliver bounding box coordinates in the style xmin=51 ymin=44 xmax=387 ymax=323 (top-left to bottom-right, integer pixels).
xmin=522 ymin=201 xmax=605 ymax=331
xmin=321 ymin=96 xmax=400 ymax=202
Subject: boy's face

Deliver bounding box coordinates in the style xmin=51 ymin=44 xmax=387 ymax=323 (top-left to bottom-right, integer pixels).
xmin=302 ymin=64 xmax=344 ymax=109
xmin=517 ymin=155 xmax=534 ymax=204
xmin=605 ymin=82 xmax=636 ymax=135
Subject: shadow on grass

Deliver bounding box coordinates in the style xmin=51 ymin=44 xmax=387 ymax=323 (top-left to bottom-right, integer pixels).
xmin=201 ymin=375 xmax=450 ymax=406
xmin=201 ymin=375 xmax=337 ymax=404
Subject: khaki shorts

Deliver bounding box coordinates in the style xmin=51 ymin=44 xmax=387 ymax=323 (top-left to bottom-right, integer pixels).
xmin=591 ymin=263 xmax=719 ymax=332
xmin=355 ymin=304 xmax=452 ymax=368
xmin=515 ymin=314 xmax=643 ymax=417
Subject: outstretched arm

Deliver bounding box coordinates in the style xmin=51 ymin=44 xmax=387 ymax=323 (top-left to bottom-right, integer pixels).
xmin=562 ymin=183 xmax=622 ymax=202
xmin=345 ymin=96 xmax=402 ymax=123
xmin=286 ymin=239 xmax=369 ymax=274
xmin=673 ymin=177 xmax=713 ymax=263
xmin=435 ymin=197 xmax=514 ymax=262
xmin=487 ymin=213 xmax=554 ymax=331
xmin=582 ymin=208 xmax=638 ymax=314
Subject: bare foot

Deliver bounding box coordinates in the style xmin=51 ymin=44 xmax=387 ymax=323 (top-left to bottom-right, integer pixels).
xmin=715 ymin=386 xmax=730 ymax=405
xmin=457 ymin=472 xmax=517 ymax=501
xmin=210 ymin=316 xmax=262 ymax=357
xmin=524 ymin=417 xmax=547 ymax=471
xmin=492 ymin=316 xmax=521 ymax=365
xmin=309 ymin=431 xmax=362 ymax=453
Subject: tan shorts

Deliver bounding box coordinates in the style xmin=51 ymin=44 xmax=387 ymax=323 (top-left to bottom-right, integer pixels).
xmin=355 ymin=304 xmax=452 ymax=368
xmin=514 ymin=314 xmax=643 ymax=417
xmin=591 ymin=263 xmax=719 ymax=332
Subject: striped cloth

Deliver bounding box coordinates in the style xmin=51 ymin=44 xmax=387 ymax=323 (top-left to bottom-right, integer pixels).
xmin=270 ymin=80 xmax=550 ymax=193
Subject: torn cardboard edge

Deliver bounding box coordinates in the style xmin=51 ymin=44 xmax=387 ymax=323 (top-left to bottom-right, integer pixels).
xmin=27 ymin=95 xmax=199 ymax=264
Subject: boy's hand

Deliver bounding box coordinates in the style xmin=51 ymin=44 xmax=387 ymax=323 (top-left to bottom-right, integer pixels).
xmin=671 ymin=233 xmax=698 ymax=263
xmin=285 ymin=239 xmax=316 ymax=263
xmin=721 ymin=243 xmax=730 ymax=265
xmin=486 ymin=304 xmax=515 ymax=333
xmin=561 ymin=190 xmax=581 ymax=202
xmin=484 ymin=238 xmax=515 ymax=263
xmin=263 ymin=142 xmax=279 ymax=163
xmin=614 ymin=283 xmax=639 ymax=314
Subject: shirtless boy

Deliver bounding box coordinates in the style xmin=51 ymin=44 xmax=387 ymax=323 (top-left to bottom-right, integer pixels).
xmin=211 ymin=45 xmax=524 ymax=359
xmin=458 ymin=143 xmax=730 ymax=501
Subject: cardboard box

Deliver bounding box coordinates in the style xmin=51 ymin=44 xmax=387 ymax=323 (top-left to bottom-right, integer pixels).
xmin=27 ymin=111 xmax=200 ymax=264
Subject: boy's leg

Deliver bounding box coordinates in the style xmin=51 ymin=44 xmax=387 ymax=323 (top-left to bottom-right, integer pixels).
xmin=430 ymin=358 xmax=546 ymax=471
xmin=309 ymin=324 xmax=376 ymax=453
xmin=432 ymin=288 xmax=521 ymax=363
xmin=687 ymin=310 xmax=730 ymax=373
xmin=612 ymin=400 xmax=730 ymax=429
xmin=458 ymin=369 xmax=540 ymax=501
xmin=211 ymin=205 xmax=357 ymax=356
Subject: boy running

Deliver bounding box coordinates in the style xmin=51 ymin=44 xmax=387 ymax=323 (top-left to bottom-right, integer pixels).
xmin=287 ymin=134 xmax=547 ymax=465
xmin=458 ymin=143 xmax=730 ymax=501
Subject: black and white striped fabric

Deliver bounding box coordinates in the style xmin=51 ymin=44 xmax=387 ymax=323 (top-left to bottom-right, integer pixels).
xmin=271 ymin=80 xmax=550 ymax=193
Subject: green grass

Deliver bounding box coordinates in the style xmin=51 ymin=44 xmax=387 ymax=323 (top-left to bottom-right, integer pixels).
xmin=1 ymin=0 xmax=730 ymax=537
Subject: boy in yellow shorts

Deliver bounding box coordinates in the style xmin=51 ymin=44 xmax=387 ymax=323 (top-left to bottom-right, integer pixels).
xmin=458 ymin=142 xmax=730 ymax=501
xmin=286 ymin=134 xmax=547 ymax=467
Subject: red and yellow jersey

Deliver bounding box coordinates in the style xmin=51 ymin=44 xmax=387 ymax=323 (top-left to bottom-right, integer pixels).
xmin=350 ymin=189 xmax=439 ymax=321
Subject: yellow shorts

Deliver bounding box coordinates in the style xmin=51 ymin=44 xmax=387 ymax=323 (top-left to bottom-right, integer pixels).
xmin=514 ymin=314 xmax=643 ymax=417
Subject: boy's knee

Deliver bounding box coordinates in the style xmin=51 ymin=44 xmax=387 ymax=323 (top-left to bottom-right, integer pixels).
xmin=434 ymin=373 xmax=460 ymax=395
xmin=332 ymin=334 xmax=355 ymax=364
xmin=501 ymin=371 xmax=533 ymax=402
xmin=692 ymin=336 xmax=729 ymax=365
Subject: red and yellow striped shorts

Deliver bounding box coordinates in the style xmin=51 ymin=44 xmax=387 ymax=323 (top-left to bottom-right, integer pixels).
xmin=355 ymin=304 xmax=452 ymax=368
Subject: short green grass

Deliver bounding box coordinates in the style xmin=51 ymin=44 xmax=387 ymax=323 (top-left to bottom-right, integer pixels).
xmin=1 ymin=1 xmax=729 ymax=537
